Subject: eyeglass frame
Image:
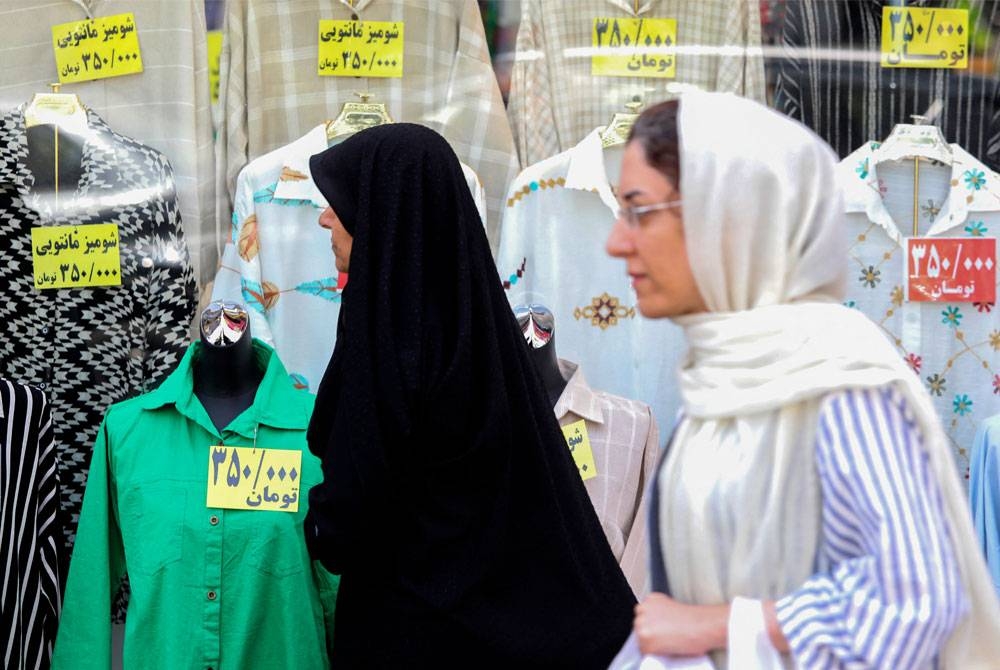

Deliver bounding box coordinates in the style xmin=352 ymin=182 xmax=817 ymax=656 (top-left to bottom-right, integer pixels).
xmin=616 ymin=199 xmax=683 ymax=229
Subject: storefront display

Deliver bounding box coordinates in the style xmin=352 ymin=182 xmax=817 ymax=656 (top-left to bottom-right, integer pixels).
xmin=507 ymin=0 xmax=766 ymax=166
xmin=0 ymin=379 xmax=61 ymax=670
xmin=839 ymin=129 xmax=1000 ymax=476
xmin=0 ymin=0 xmax=217 ymax=288
xmin=52 ymin=316 xmax=337 ymax=669
xmin=216 ymin=0 xmax=518 ymax=250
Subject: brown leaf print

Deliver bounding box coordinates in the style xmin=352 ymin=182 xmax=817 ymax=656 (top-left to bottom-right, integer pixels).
xmin=238 ymin=214 xmax=260 ymax=261
xmin=280 ymin=166 xmax=309 ymax=182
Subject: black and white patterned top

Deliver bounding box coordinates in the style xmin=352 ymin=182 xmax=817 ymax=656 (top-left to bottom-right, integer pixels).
xmin=0 ymin=107 xmax=197 ymax=577
xmin=772 ymin=0 xmax=1000 ymax=171
xmin=1 ymin=378 xmax=60 ymax=670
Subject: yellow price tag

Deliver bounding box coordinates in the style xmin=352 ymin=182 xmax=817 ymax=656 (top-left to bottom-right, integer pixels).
xmin=51 ymin=13 xmax=144 ymax=84
xmin=318 ymin=20 xmax=404 ymax=78
xmin=592 ymin=18 xmax=676 ymax=78
xmin=562 ymin=420 xmax=598 ymax=482
xmin=32 ymin=223 xmax=122 ymax=290
xmin=207 ymin=446 xmax=302 ymax=513
xmin=881 ymin=8 xmax=968 ymax=69
xmin=207 ymin=31 xmax=223 ymax=104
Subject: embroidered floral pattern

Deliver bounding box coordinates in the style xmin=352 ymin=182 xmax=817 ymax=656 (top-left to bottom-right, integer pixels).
xmin=890 ymin=286 xmax=904 ymax=307
xmin=992 ymin=330 xmax=1000 ymax=351
xmin=927 ymin=374 xmax=947 ymax=397
xmin=574 ymin=293 xmax=636 ymax=330
xmin=506 ymin=177 xmax=566 ymax=207
xmin=905 ymin=353 xmax=922 ymax=374
xmin=974 ymin=302 xmax=994 ymax=313
xmin=921 ymin=199 xmax=941 ymax=222
xmin=964 ymin=169 xmax=986 ymax=191
xmin=941 ymin=306 xmax=962 ymax=328
xmin=953 ymin=394 xmax=973 ymax=416
xmin=502 ymin=258 xmax=527 ymax=290
xmin=859 ymin=265 xmax=881 ymax=288
xmin=965 ymin=220 xmax=988 ymax=237
xmin=843 ymin=300 xmax=857 ymax=309
xmin=994 ymin=374 xmax=1000 ymax=395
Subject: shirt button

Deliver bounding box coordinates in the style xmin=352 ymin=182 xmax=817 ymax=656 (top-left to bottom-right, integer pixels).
xmin=351 ymin=12 xmax=359 ymax=19
xmin=141 ymin=257 xmax=154 ymax=269
xmin=41 ymin=326 xmax=50 ymax=335
xmin=207 ymin=590 xmax=217 ymax=601
xmin=209 ymin=515 xmax=219 ymax=526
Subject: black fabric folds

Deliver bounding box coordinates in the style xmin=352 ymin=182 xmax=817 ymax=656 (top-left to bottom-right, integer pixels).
xmin=304 ymin=124 xmax=635 ymax=667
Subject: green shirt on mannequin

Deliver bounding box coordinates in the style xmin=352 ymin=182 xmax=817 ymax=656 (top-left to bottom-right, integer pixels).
xmin=52 ymin=340 xmax=337 ymax=670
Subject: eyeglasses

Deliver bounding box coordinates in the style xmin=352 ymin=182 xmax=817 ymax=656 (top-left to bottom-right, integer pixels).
xmin=616 ymin=199 xmax=683 ymax=229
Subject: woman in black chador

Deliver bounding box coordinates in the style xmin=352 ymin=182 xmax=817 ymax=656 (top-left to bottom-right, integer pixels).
xmin=304 ymin=123 xmax=635 ymax=667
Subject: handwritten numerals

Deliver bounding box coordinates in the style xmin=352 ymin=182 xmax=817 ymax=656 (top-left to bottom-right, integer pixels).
xmin=907 ymin=237 xmax=996 ymax=303
xmin=51 ymin=13 xmax=144 ymax=84
xmin=591 ymin=17 xmax=677 ymax=79
xmin=206 ymin=446 xmax=302 ymax=513
xmin=317 ymin=20 xmax=404 ymax=78
xmin=881 ymin=8 xmax=968 ymax=69
xmin=32 ymin=223 xmax=123 ymax=290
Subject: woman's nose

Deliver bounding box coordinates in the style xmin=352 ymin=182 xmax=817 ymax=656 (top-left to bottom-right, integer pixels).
xmin=606 ymin=217 xmax=635 ymax=258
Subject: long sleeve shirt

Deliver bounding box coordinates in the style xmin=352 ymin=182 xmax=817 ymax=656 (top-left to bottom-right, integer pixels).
xmin=51 ymin=340 xmax=337 ymax=670
xmin=969 ymin=413 xmax=1000 ymax=598
xmin=555 ymin=359 xmax=658 ymax=596
xmin=1 ymin=379 xmax=60 ymax=670
xmin=776 ymin=387 xmax=967 ymax=669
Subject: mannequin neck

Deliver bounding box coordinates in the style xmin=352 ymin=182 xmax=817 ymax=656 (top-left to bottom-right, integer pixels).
xmin=193 ymin=334 xmax=264 ymax=432
xmin=531 ymin=337 xmax=568 ymax=409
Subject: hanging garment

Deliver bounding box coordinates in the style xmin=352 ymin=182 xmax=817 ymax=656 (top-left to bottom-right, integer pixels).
xmin=838 ymin=141 xmax=1000 ymax=480
xmin=1 ymin=379 xmax=61 ymax=670
xmin=495 ymin=126 xmax=685 ymax=433
xmin=51 ymin=340 xmax=337 ymax=670
xmin=507 ymin=0 xmax=765 ymax=167
xmin=0 ymin=106 xmax=197 ymax=575
xmin=305 ymin=124 xmax=635 ymax=667
xmin=0 ymin=0 xmax=217 ymax=287
xmin=773 ymin=0 xmax=1000 ymax=171
xmin=217 ymin=0 xmax=518 ymax=251
xmin=970 ymin=414 xmax=1000 ymax=597
xmin=554 ymin=359 xmax=659 ymax=597
xmin=211 ymin=124 xmax=486 ymax=393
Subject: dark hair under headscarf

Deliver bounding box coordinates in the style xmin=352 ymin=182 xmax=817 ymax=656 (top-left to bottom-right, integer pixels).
xmin=305 ymin=123 xmax=635 ymax=666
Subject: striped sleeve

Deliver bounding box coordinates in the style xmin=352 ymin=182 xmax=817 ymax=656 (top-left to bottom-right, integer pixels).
xmin=775 ymin=387 xmax=967 ymax=669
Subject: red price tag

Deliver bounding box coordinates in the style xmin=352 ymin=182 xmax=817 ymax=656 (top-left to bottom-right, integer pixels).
xmin=907 ymin=237 xmax=996 ymax=303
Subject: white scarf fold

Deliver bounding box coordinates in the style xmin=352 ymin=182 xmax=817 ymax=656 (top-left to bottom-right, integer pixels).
xmin=658 ymin=93 xmax=1000 ymax=669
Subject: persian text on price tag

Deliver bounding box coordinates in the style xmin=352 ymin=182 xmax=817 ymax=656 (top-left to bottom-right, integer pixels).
xmin=592 ymin=18 xmax=676 ymax=78
xmin=562 ymin=420 xmax=598 ymax=482
xmin=51 ymin=13 xmax=144 ymax=84
xmin=318 ymin=20 xmax=404 ymax=78
xmin=881 ymin=8 xmax=968 ymax=69
xmin=207 ymin=446 xmax=302 ymax=513
xmin=907 ymin=237 xmax=995 ymax=303
xmin=207 ymin=31 xmax=223 ymax=103
xmin=32 ymin=223 xmax=122 ymax=290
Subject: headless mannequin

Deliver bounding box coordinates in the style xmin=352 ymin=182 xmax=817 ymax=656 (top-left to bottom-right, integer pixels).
xmin=514 ymin=303 xmax=568 ymax=407
xmin=194 ymin=301 xmax=264 ymax=432
xmin=25 ymin=124 xmax=86 ymax=195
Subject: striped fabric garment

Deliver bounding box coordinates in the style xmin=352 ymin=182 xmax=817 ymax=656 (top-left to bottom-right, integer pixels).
xmin=772 ymin=0 xmax=1000 ymax=170
xmin=777 ymin=387 xmax=967 ymax=669
xmin=1 ymin=379 xmax=61 ymax=670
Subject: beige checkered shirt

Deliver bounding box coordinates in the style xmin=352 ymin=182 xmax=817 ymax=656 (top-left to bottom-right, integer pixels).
xmin=0 ymin=0 xmax=217 ymax=288
xmin=555 ymin=359 xmax=659 ymax=597
xmin=508 ymin=0 xmax=766 ymax=166
xmin=217 ymin=0 xmax=519 ymax=251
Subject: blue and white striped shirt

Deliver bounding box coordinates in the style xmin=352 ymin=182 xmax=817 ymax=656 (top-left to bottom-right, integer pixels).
xmin=776 ymin=387 xmax=968 ymax=669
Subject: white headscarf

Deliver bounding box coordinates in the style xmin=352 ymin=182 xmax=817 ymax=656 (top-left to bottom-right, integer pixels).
xmin=658 ymin=92 xmax=1000 ymax=668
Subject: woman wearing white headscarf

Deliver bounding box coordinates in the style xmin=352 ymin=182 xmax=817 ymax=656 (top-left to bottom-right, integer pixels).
xmin=606 ymin=93 xmax=1000 ymax=668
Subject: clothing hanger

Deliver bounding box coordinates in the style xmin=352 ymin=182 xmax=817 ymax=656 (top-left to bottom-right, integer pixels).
xmin=876 ymin=105 xmax=952 ymax=236
xmin=599 ymin=99 xmax=643 ymax=149
xmin=24 ymin=83 xmax=89 ymax=206
xmin=325 ymin=92 xmax=394 ymax=143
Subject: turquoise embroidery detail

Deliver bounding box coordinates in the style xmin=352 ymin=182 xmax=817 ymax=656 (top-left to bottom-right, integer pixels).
xmin=294 ymin=277 xmax=342 ymax=302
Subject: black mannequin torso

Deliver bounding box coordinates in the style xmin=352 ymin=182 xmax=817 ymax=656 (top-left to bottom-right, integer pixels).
xmin=514 ymin=304 xmax=568 ymax=408
xmin=194 ymin=302 xmax=264 ymax=433
xmin=25 ymin=124 xmax=85 ymax=194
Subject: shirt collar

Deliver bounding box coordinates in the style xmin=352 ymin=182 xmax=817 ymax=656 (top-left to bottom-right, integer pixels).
xmin=271 ymin=124 xmax=330 ymax=208
xmin=564 ymin=126 xmax=619 ymax=215
xmin=605 ymin=0 xmax=656 ymax=15
xmin=841 ymin=141 xmax=1000 ymax=243
xmin=138 ymin=339 xmax=312 ymax=438
xmin=553 ymin=359 xmax=605 ymax=425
